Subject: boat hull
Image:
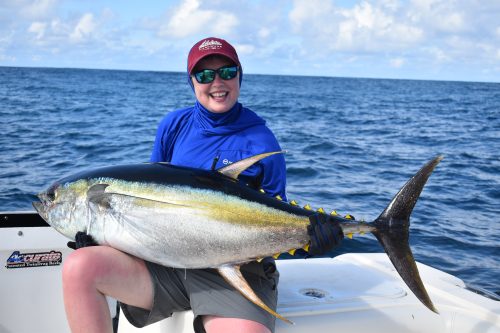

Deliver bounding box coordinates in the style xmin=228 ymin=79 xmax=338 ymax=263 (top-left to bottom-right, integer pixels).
xmin=1 ymin=211 xmax=499 ymax=333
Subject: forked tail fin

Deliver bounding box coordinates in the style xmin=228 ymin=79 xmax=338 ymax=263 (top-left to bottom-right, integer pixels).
xmin=372 ymin=156 xmax=443 ymax=313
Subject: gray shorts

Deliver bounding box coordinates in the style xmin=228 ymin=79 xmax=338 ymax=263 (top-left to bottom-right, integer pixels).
xmin=120 ymin=258 xmax=279 ymax=333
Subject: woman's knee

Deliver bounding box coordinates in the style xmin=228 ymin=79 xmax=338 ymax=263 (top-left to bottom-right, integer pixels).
xmin=62 ymin=246 xmax=112 ymax=289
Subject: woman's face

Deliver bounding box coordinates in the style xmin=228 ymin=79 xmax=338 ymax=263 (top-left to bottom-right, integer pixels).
xmin=191 ymin=55 xmax=240 ymax=113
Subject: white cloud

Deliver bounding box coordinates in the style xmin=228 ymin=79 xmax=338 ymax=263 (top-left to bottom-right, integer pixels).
xmin=289 ymin=0 xmax=424 ymax=53
xmin=289 ymin=0 xmax=334 ymax=31
xmin=258 ymin=28 xmax=271 ymax=39
xmin=0 ymin=0 xmax=498 ymax=81
xmin=390 ymin=57 xmax=405 ymax=68
xmin=0 ymin=54 xmax=16 ymax=62
xmin=159 ymin=0 xmax=238 ymax=38
xmin=287 ymin=0 xmax=499 ymax=77
xmin=409 ymin=0 xmax=467 ymax=33
xmin=28 ymin=22 xmax=47 ymax=40
xmin=0 ymin=0 xmax=59 ymax=19
xmin=234 ymin=43 xmax=255 ymax=56
xmin=70 ymin=13 xmax=97 ymax=42
xmin=425 ymin=47 xmax=452 ymax=63
xmin=440 ymin=12 xmax=465 ymax=32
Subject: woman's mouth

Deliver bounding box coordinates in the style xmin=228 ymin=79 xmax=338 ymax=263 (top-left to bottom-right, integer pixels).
xmin=210 ymin=92 xmax=228 ymax=100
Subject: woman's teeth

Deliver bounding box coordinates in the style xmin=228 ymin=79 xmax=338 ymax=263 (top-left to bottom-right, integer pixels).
xmin=211 ymin=92 xmax=227 ymax=98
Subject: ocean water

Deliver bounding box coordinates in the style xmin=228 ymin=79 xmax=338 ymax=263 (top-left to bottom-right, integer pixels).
xmin=0 ymin=67 xmax=499 ymax=296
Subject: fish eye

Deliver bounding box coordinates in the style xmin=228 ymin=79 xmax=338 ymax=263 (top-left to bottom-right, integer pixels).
xmin=47 ymin=189 xmax=56 ymax=201
xmin=46 ymin=184 xmax=59 ymax=201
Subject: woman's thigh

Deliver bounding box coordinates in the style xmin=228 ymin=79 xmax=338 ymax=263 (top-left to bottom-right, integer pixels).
xmin=63 ymin=245 xmax=153 ymax=310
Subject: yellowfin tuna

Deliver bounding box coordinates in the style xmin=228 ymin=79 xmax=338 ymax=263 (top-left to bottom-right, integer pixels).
xmin=33 ymin=152 xmax=442 ymax=323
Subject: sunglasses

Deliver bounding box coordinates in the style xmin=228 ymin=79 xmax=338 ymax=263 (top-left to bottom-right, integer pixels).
xmin=192 ymin=66 xmax=239 ymax=84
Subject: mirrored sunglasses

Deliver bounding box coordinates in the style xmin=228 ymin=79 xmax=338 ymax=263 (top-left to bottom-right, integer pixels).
xmin=192 ymin=66 xmax=239 ymax=84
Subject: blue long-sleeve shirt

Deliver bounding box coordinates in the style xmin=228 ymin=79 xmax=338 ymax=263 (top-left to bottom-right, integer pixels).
xmin=150 ymin=101 xmax=287 ymax=200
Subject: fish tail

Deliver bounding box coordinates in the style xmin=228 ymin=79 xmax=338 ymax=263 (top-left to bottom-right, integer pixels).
xmin=371 ymin=156 xmax=443 ymax=314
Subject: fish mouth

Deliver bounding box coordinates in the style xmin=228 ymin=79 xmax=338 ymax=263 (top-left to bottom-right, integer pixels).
xmin=32 ymin=192 xmax=51 ymax=221
xmin=32 ymin=200 xmax=48 ymax=220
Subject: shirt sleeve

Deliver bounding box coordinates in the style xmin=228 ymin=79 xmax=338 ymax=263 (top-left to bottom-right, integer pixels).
xmin=150 ymin=116 xmax=170 ymax=162
xmin=150 ymin=108 xmax=190 ymax=163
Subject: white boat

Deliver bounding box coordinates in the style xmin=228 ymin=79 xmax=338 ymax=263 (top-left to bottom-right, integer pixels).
xmin=1 ymin=211 xmax=499 ymax=333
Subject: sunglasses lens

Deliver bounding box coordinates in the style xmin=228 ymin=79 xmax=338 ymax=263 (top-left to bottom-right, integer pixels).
xmin=219 ymin=66 xmax=238 ymax=80
xmin=194 ymin=70 xmax=216 ymax=84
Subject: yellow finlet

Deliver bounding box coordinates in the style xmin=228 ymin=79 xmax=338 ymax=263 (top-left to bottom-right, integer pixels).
xmin=317 ymin=207 xmax=325 ymax=214
xmin=346 ymin=233 xmax=353 ymax=239
xmin=304 ymin=204 xmax=312 ymax=210
xmin=259 ymin=188 xmax=265 ymax=194
xmin=273 ymin=253 xmax=280 ymax=259
xmin=303 ymin=243 xmax=310 ymax=252
xmin=275 ymin=195 xmax=283 ymax=201
xmin=288 ymin=248 xmax=297 ymax=256
xmin=256 ymin=257 xmax=263 ymax=263
xmin=345 ymin=214 xmax=354 ymax=220
xmin=290 ymin=200 xmax=298 ymax=206
xmin=330 ymin=210 xmax=338 ymax=216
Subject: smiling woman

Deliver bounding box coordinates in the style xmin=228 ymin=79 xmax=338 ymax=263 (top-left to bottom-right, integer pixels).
xmin=59 ymin=37 xmax=298 ymax=333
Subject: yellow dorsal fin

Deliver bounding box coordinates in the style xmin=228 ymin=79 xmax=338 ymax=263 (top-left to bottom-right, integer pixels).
xmin=217 ymin=151 xmax=285 ymax=180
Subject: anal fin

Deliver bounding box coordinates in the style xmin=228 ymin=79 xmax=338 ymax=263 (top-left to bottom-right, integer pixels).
xmin=217 ymin=264 xmax=293 ymax=325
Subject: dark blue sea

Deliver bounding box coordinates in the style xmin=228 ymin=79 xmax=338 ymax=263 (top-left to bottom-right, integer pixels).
xmin=1 ymin=67 xmax=499 ymax=297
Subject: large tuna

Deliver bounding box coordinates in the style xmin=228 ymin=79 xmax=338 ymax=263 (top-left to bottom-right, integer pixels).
xmin=33 ymin=152 xmax=442 ymax=323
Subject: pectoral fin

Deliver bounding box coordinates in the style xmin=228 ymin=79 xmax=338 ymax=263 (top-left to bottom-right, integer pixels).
xmin=217 ymin=264 xmax=293 ymax=325
xmin=87 ymin=184 xmax=189 ymax=209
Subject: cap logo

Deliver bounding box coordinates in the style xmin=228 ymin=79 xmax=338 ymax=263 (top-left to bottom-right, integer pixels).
xmin=199 ymin=39 xmax=223 ymax=51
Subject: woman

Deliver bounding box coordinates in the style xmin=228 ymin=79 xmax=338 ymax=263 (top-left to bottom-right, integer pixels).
xmin=63 ymin=37 xmax=342 ymax=333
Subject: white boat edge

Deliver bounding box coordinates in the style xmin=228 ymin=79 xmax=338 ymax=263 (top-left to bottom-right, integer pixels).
xmin=1 ymin=211 xmax=499 ymax=333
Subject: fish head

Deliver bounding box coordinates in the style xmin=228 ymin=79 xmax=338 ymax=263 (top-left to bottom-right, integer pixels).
xmin=33 ymin=179 xmax=90 ymax=240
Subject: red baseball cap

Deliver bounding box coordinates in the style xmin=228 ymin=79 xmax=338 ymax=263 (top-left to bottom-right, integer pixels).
xmin=187 ymin=37 xmax=241 ymax=74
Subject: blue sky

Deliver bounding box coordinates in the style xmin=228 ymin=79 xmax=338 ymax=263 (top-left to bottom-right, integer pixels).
xmin=1 ymin=0 xmax=499 ymax=82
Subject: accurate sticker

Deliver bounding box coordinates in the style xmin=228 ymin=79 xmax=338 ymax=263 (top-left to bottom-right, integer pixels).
xmin=5 ymin=250 xmax=62 ymax=269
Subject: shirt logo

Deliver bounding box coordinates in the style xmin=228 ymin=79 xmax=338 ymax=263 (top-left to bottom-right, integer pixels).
xmin=199 ymin=39 xmax=223 ymax=51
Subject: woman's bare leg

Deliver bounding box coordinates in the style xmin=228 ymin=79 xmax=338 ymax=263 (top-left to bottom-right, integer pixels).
xmin=62 ymin=246 xmax=153 ymax=333
xmin=203 ymin=315 xmax=271 ymax=333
